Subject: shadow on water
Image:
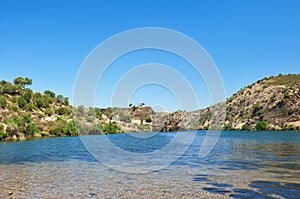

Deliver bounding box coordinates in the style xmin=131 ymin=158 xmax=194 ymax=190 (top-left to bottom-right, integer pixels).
xmin=230 ymin=181 xmax=300 ymax=199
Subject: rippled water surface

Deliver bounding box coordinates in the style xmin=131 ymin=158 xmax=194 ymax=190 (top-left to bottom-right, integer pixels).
xmin=0 ymin=131 xmax=299 ymax=198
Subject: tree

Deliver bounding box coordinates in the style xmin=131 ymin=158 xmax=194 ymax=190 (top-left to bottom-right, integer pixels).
xmin=44 ymin=90 xmax=56 ymax=98
xmin=56 ymin=94 xmax=64 ymax=103
xmin=2 ymin=82 xmax=14 ymax=94
xmin=13 ymin=77 xmax=32 ymax=89
xmin=64 ymin=97 xmax=69 ymax=106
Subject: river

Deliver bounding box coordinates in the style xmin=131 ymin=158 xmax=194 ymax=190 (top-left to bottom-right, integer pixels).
xmin=0 ymin=131 xmax=299 ymax=198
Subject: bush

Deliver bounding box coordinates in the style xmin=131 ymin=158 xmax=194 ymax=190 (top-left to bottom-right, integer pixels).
xmin=241 ymin=124 xmax=252 ymax=131
xmin=2 ymin=82 xmax=15 ymax=94
xmin=255 ymin=121 xmax=268 ymax=131
xmin=22 ymin=113 xmax=32 ymax=123
xmin=56 ymin=107 xmax=71 ymax=116
xmin=0 ymin=132 xmax=8 ymax=140
xmin=17 ymin=97 xmax=27 ymax=108
xmin=224 ymin=123 xmax=233 ymax=130
xmin=10 ymin=105 xmax=19 ymax=112
xmin=283 ymin=91 xmax=289 ymax=99
xmin=44 ymin=90 xmax=56 ymax=98
xmin=23 ymin=88 xmax=33 ymax=102
xmin=34 ymin=97 xmax=46 ymax=108
xmin=24 ymin=102 xmax=36 ymax=111
xmin=66 ymin=120 xmax=79 ymax=136
xmin=120 ymin=114 xmax=131 ymax=122
xmin=45 ymin=108 xmax=54 ymax=116
xmin=145 ymin=115 xmax=152 ymax=123
xmin=0 ymin=96 xmax=7 ymax=108
xmin=26 ymin=123 xmax=38 ymax=135
xmin=102 ymin=122 xmax=122 ymax=134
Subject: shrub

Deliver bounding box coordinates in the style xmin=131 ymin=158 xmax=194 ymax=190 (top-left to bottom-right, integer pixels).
xmin=283 ymin=91 xmax=289 ymax=99
xmin=66 ymin=120 xmax=79 ymax=136
xmin=102 ymin=122 xmax=122 ymax=134
xmin=45 ymin=108 xmax=54 ymax=116
xmin=11 ymin=105 xmax=19 ymax=112
xmin=34 ymin=97 xmax=46 ymax=108
xmin=56 ymin=107 xmax=71 ymax=116
xmin=224 ymin=123 xmax=233 ymax=130
xmin=0 ymin=132 xmax=8 ymax=140
xmin=23 ymin=88 xmax=33 ymax=102
xmin=64 ymin=97 xmax=69 ymax=106
xmin=120 ymin=114 xmax=131 ymax=122
xmin=241 ymin=124 xmax=252 ymax=131
xmin=26 ymin=123 xmax=38 ymax=135
xmin=17 ymin=97 xmax=27 ymax=108
xmin=145 ymin=115 xmax=152 ymax=123
xmin=2 ymin=82 xmax=15 ymax=94
xmin=44 ymin=90 xmax=56 ymax=98
xmin=24 ymin=102 xmax=36 ymax=111
xmin=0 ymin=96 xmax=7 ymax=108
xmin=255 ymin=121 xmax=268 ymax=131
xmin=22 ymin=113 xmax=32 ymax=123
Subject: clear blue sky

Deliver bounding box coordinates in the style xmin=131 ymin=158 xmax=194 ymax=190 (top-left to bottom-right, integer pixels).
xmin=1 ymin=0 xmax=299 ymax=111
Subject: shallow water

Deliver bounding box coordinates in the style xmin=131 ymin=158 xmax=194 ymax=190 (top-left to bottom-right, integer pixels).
xmin=0 ymin=131 xmax=299 ymax=198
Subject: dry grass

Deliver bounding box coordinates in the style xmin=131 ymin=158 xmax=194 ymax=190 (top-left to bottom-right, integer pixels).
xmin=266 ymin=74 xmax=300 ymax=86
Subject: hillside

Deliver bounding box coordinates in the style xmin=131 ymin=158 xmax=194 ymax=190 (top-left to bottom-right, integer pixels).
xmin=0 ymin=74 xmax=299 ymax=141
xmin=165 ymin=74 xmax=300 ymax=131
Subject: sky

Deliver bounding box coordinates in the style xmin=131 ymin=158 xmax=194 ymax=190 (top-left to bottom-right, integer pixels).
xmin=0 ymin=0 xmax=299 ymax=111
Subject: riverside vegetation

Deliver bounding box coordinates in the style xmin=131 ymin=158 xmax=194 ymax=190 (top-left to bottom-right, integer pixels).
xmin=0 ymin=74 xmax=299 ymax=141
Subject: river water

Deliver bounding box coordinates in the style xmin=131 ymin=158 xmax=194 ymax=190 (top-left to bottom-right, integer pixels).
xmin=0 ymin=131 xmax=299 ymax=198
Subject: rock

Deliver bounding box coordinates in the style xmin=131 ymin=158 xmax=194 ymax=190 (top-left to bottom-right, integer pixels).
xmin=12 ymin=135 xmax=17 ymax=141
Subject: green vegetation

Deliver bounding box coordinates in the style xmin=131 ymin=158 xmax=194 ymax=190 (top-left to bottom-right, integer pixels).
xmin=1 ymin=74 xmax=300 ymax=140
xmin=255 ymin=121 xmax=268 ymax=131
xmin=0 ymin=96 xmax=7 ymax=108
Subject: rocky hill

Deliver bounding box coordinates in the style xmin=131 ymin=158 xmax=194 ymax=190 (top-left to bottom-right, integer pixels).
xmin=0 ymin=74 xmax=299 ymax=141
xmin=163 ymin=74 xmax=300 ymax=131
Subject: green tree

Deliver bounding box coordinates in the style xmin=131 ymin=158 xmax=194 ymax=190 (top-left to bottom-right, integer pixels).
xmin=64 ymin=97 xmax=69 ymax=106
xmin=44 ymin=90 xmax=56 ymax=98
xmin=13 ymin=77 xmax=32 ymax=89
xmin=2 ymin=82 xmax=15 ymax=94
xmin=56 ymin=94 xmax=64 ymax=103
